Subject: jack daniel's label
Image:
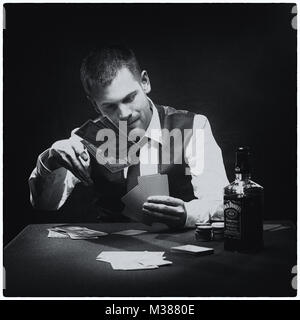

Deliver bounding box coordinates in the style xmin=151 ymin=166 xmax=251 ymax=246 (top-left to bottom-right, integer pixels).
xmin=224 ymin=199 xmax=242 ymax=239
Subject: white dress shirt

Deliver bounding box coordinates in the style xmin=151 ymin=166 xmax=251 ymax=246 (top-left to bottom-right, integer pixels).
xmin=29 ymin=99 xmax=229 ymax=228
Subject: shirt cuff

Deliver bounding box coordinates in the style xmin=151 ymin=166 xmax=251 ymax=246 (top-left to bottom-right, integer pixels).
xmin=184 ymin=199 xmax=224 ymax=228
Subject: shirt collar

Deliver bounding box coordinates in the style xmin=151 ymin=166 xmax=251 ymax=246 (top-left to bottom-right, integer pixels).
xmin=144 ymin=97 xmax=163 ymax=144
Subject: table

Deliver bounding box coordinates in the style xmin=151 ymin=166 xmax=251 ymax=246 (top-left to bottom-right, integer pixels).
xmin=3 ymin=221 xmax=297 ymax=297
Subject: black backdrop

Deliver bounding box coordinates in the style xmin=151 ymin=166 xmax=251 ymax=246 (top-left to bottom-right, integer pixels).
xmin=3 ymin=3 xmax=297 ymax=245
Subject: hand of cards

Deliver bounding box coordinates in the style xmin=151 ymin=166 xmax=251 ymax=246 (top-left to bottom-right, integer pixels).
xmin=74 ymin=116 xmax=138 ymax=173
xmin=121 ymin=174 xmax=169 ymax=224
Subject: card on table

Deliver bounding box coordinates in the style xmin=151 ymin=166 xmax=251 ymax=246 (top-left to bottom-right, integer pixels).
xmin=47 ymin=229 xmax=69 ymax=238
xmin=48 ymin=226 xmax=108 ymax=240
xmin=171 ymin=244 xmax=214 ymax=256
xmin=96 ymin=251 xmax=170 ymax=270
xmin=112 ymin=229 xmax=148 ymax=236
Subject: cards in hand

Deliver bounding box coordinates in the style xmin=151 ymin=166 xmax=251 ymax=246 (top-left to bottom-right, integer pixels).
xmin=96 ymin=251 xmax=172 ymax=270
xmin=74 ymin=117 xmax=137 ymax=173
xmin=121 ymin=173 xmax=169 ymax=224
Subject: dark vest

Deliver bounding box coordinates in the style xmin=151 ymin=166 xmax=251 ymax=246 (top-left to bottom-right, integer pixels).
xmin=89 ymin=104 xmax=196 ymax=221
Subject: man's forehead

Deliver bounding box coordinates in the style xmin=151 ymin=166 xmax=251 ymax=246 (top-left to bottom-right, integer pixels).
xmin=93 ymin=67 xmax=140 ymax=103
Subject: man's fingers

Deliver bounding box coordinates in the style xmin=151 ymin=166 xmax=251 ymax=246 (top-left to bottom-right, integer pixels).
xmin=142 ymin=208 xmax=180 ymax=221
xmin=59 ymin=154 xmax=89 ymax=185
xmin=72 ymin=145 xmax=88 ymax=161
xmin=66 ymin=153 xmax=93 ymax=184
xmin=143 ymin=202 xmax=181 ymax=216
xmin=62 ymin=147 xmax=92 ymax=184
xmin=147 ymin=195 xmax=183 ymax=207
xmin=79 ymin=150 xmax=88 ymax=161
xmin=69 ymin=137 xmax=88 ymax=161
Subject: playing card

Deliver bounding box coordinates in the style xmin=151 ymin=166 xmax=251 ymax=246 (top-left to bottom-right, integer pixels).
xmin=138 ymin=174 xmax=169 ymax=197
xmin=74 ymin=120 xmax=104 ymax=147
xmin=49 ymin=226 xmax=108 ymax=239
xmin=112 ymin=229 xmax=148 ymax=236
xmin=47 ymin=229 xmax=69 ymax=238
xmin=96 ymin=251 xmax=169 ymax=270
xmin=74 ymin=117 xmax=139 ymax=173
xmin=171 ymin=244 xmax=214 ymax=255
xmin=96 ymin=251 xmax=165 ymax=261
xmin=81 ymin=139 xmax=129 ymax=173
xmin=121 ymin=184 xmax=152 ymax=225
xmin=109 ymin=260 xmax=158 ymax=270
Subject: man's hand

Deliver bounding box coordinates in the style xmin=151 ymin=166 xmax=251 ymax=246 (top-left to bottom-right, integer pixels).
xmin=46 ymin=136 xmax=93 ymax=186
xmin=142 ymin=195 xmax=187 ymax=229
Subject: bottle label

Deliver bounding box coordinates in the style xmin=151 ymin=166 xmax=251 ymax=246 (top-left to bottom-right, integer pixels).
xmin=224 ymin=199 xmax=242 ymax=239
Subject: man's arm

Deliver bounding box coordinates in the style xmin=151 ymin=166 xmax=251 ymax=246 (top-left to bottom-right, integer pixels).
xmin=28 ymin=133 xmax=92 ymax=211
xmin=28 ymin=149 xmax=79 ymax=210
xmin=142 ymin=113 xmax=228 ymax=229
xmin=184 ymin=114 xmax=229 ymax=227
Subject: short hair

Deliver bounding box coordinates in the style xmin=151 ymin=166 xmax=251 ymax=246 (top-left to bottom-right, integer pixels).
xmin=80 ymin=44 xmax=142 ymax=96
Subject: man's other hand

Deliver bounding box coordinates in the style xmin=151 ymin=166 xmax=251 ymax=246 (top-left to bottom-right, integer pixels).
xmin=142 ymin=195 xmax=187 ymax=229
xmin=46 ymin=137 xmax=93 ymax=186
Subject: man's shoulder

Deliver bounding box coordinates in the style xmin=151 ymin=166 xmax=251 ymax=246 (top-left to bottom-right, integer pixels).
xmin=155 ymin=103 xmax=208 ymax=129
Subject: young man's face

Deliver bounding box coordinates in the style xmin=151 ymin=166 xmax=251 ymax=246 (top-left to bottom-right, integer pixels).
xmin=89 ymin=67 xmax=152 ymax=133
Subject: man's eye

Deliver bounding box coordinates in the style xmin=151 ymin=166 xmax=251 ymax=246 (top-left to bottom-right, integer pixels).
xmin=124 ymin=94 xmax=136 ymax=103
xmin=103 ymin=104 xmax=117 ymax=110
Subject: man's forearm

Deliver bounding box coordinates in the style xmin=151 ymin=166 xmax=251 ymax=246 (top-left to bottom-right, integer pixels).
xmin=28 ymin=150 xmax=78 ymax=211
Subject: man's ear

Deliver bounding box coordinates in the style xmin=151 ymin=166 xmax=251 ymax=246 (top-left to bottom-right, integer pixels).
xmin=140 ymin=70 xmax=151 ymax=94
xmin=86 ymin=95 xmax=103 ymax=115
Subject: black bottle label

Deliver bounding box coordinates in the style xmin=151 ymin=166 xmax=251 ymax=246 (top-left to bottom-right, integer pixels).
xmin=224 ymin=199 xmax=242 ymax=239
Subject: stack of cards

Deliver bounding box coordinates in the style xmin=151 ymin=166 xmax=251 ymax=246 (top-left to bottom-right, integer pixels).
xmin=47 ymin=226 xmax=108 ymax=239
xmin=171 ymin=244 xmax=214 ymax=256
xmin=121 ymin=173 xmax=169 ymax=224
xmin=96 ymin=251 xmax=172 ymax=270
xmin=74 ymin=117 xmax=138 ymax=173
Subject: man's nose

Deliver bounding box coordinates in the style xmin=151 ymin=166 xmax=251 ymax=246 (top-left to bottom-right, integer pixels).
xmin=118 ymin=104 xmax=132 ymax=121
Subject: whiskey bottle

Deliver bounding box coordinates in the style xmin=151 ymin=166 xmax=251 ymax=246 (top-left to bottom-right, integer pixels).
xmin=224 ymin=146 xmax=264 ymax=252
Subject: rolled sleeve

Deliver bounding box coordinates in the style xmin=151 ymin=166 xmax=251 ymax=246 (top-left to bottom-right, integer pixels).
xmin=184 ymin=115 xmax=229 ymax=228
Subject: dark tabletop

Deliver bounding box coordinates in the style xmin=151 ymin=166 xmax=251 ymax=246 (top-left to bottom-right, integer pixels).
xmin=3 ymin=221 xmax=297 ymax=297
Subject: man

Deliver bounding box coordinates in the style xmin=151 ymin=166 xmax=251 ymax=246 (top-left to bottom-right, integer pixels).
xmin=29 ymin=44 xmax=228 ymax=228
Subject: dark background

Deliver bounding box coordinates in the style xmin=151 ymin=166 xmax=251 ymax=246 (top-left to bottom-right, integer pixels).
xmin=3 ymin=3 xmax=297 ymax=245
